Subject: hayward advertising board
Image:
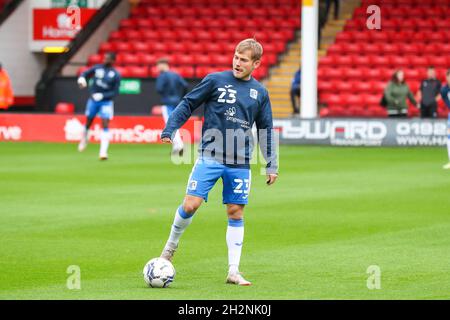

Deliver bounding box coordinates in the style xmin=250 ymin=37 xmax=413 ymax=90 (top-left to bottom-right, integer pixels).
xmin=273 ymin=118 xmax=448 ymax=146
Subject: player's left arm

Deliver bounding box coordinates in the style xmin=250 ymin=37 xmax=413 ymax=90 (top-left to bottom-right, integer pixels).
xmin=255 ymin=89 xmax=278 ymax=186
xmin=100 ymin=72 xmax=121 ymax=101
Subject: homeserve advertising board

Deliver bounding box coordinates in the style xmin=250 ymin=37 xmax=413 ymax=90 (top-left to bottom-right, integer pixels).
xmin=0 ymin=114 xmax=200 ymax=143
xmin=273 ymin=118 xmax=448 ymax=146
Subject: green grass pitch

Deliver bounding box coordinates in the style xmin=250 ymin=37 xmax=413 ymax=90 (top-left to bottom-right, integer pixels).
xmin=1 ymin=142 xmax=450 ymax=299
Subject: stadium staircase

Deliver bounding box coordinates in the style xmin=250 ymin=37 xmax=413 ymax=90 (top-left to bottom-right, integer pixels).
xmin=267 ymin=0 xmax=362 ymax=118
xmin=318 ymin=0 xmax=450 ymax=118
xmin=79 ymin=0 xmax=301 ymax=82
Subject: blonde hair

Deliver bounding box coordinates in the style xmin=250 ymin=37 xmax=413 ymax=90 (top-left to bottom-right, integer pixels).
xmin=235 ymin=38 xmax=263 ymax=61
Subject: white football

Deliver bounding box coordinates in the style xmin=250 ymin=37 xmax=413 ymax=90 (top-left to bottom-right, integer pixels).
xmin=143 ymin=258 xmax=176 ymax=288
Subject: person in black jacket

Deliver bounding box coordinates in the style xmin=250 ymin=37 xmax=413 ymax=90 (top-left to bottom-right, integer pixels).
xmin=416 ymin=66 xmax=442 ymax=118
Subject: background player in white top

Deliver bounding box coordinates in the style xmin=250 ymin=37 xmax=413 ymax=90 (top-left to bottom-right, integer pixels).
xmin=77 ymin=52 xmax=121 ymax=160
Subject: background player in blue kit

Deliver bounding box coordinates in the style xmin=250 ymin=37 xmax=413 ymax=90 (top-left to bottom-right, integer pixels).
xmin=77 ymin=52 xmax=121 ymax=160
xmin=441 ymin=69 xmax=450 ymax=170
xmin=155 ymin=57 xmax=188 ymax=156
xmin=159 ymin=39 xmax=278 ymax=286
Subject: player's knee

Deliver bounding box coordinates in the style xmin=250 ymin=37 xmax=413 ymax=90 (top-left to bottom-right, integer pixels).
xmin=182 ymin=197 xmax=202 ymax=214
xmin=227 ymin=204 xmax=244 ymax=219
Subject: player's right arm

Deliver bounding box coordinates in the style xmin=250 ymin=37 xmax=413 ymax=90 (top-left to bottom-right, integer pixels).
xmin=161 ymin=74 xmax=214 ymax=142
xmin=255 ymin=89 xmax=279 ymax=185
xmin=77 ymin=65 xmax=97 ymax=89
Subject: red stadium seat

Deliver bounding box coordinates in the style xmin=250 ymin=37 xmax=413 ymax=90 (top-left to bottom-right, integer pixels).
xmin=319 ymin=56 xmax=335 ymax=67
xmin=348 ymin=106 xmax=367 ymax=117
xmin=410 ymin=56 xmax=429 ymax=68
xmin=158 ymin=30 xmax=177 ymax=41
xmin=119 ymin=19 xmax=137 ymax=29
xmin=335 ymin=81 xmax=353 ymax=93
xmin=172 ymin=53 xmax=193 ymax=65
xmin=55 ymin=102 xmax=75 ymax=114
xmin=117 ymin=53 xmax=139 ymax=65
xmin=166 ymin=42 xmax=187 ymax=53
xmin=153 ymin=42 xmax=169 ymax=53
xmin=352 ymin=55 xmax=370 ymax=67
xmin=109 ymin=30 xmax=124 ymax=41
xmin=366 ymin=94 xmax=383 ymax=107
xmin=352 ymin=32 xmax=371 ymax=43
xmin=195 ymin=66 xmax=210 ymax=78
xmin=347 ymin=94 xmax=365 ymax=108
xmin=211 ymin=55 xmax=230 ymax=66
xmin=382 ymin=44 xmax=400 ymax=56
xmin=335 ymin=56 xmax=353 ymax=67
xmin=204 ymin=43 xmax=223 ymax=54
xmin=88 ymin=54 xmax=103 ymax=66
xmin=114 ymin=42 xmax=132 ymax=52
xmin=328 ymin=106 xmax=350 ymax=117
xmin=335 ymin=32 xmax=353 ymax=43
xmin=327 ymin=43 xmax=344 ymax=55
xmin=367 ymin=106 xmax=388 ymax=118
xmin=408 ymin=105 xmax=420 ymax=118
xmin=318 ymin=81 xmax=334 ymax=93
xmin=370 ymin=81 xmax=386 ymax=93
xmin=353 ymin=81 xmax=372 ymax=92
xmin=99 ymin=42 xmax=114 ymax=53
xmin=390 ymin=56 xmax=410 ymax=68
xmin=343 ymin=68 xmax=363 ymax=79
xmin=139 ymin=30 xmax=159 ymax=41
xmin=319 ymin=107 xmax=331 ymax=117
xmin=126 ymin=66 xmax=149 ymax=77
xmin=262 ymin=54 xmax=277 ymax=65
xmin=177 ymin=66 xmax=195 ymax=78
xmin=193 ymin=55 xmax=212 ymax=65
xmin=137 ymin=53 xmax=156 ymax=65
xmin=371 ymin=56 xmax=390 ymax=67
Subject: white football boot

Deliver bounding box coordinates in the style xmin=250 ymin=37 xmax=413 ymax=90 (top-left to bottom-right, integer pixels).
xmin=226 ymin=272 xmax=252 ymax=286
xmin=78 ymin=135 xmax=88 ymax=152
xmin=160 ymin=242 xmax=178 ymax=262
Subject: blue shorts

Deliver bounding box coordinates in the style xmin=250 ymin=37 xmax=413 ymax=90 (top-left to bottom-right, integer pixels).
xmin=85 ymin=99 xmax=114 ymax=120
xmin=186 ymin=158 xmax=251 ymax=205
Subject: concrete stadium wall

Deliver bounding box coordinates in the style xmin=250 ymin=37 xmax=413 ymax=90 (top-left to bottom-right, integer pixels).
xmin=0 ymin=0 xmax=47 ymax=97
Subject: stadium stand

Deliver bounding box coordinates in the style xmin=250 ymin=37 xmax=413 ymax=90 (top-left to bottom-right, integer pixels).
xmin=79 ymin=0 xmax=301 ymax=81
xmin=319 ymin=0 xmax=450 ymax=118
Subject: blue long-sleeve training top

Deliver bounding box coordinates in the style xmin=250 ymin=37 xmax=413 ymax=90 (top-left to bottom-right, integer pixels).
xmin=80 ymin=64 xmax=121 ymax=101
xmin=156 ymin=70 xmax=188 ymax=107
xmin=161 ymin=70 xmax=278 ymax=174
xmin=441 ymin=84 xmax=450 ymax=109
